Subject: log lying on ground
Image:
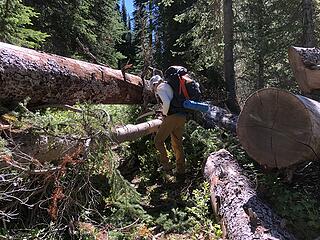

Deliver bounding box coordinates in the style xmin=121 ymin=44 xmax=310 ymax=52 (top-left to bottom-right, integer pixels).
xmin=288 ymin=46 xmax=320 ymax=93
xmin=1 ymin=119 xmax=162 ymax=163
xmin=0 ymin=42 xmax=144 ymax=106
xmin=237 ymin=87 xmax=320 ymax=169
xmin=201 ymin=103 xmax=238 ymax=133
xmin=204 ymin=149 xmax=296 ymax=240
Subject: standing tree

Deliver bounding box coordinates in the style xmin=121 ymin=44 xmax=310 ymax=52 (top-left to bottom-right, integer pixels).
xmin=24 ymin=0 xmax=124 ymax=67
xmin=0 ymin=0 xmax=48 ymax=48
xmin=302 ymin=0 xmax=316 ymax=47
xmin=223 ymin=0 xmax=240 ymax=113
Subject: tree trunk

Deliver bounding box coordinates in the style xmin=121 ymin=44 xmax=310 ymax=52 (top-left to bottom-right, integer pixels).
xmin=3 ymin=119 xmax=162 ymax=164
xmin=112 ymin=119 xmax=162 ymax=143
xmin=201 ymin=104 xmax=238 ymax=133
xmin=288 ymin=46 xmax=320 ymax=93
xmin=302 ymin=0 xmax=316 ymax=47
xmin=237 ymin=87 xmax=320 ymax=169
xmin=223 ymin=0 xmax=240 ymax=114
xmin=0 ymin=42 xmax=144 ymax=107
xmin=204 ymin=149 xmax=296 ymax=240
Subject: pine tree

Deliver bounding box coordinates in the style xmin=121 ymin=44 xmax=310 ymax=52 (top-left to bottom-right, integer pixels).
xmin=24 ymin=0 xmax=124 ymax=67
xmin=0 ymin=0 xmax=48 ymax=48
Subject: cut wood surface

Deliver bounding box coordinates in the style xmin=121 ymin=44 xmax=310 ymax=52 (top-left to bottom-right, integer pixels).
xmin=237 ymin=87 xmax=320 ymax=169
xmin=288 ymin=46 xmax=320 ymax=93
xmin=0 ymin=42 xmax=144 ymax=106
xmin=204 ymin=149 xmax=296 ymax=240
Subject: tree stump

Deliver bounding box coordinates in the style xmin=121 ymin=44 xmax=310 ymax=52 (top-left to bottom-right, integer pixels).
xmin=204 ymin=149 xmax=296 ymax=240
xmin=237 ymin=87 xmax=320 ymax=169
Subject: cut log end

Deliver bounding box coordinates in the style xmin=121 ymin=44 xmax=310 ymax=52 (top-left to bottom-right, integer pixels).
xmin=237 ymin=88 xmax=317 ymax=169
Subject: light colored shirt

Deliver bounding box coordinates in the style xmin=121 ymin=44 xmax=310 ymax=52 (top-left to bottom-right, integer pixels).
xmin=155 ymin=82 xmax=173 ymax=116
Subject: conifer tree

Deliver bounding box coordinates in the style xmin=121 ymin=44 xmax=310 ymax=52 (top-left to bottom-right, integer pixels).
xmin=0 ymin=0 xmax=48 ymax=48
xmin=24 ymin=0 xmax=124 ymax=67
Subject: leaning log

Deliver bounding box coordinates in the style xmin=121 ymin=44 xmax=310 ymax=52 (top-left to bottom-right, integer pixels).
xmin=0 ymin=42 xmax=144 ymax=106
xmin=288 ymin=46 xmax=320 ymax=93
xmin=237 ymin=87 xmax=320 ymax=169
xmin=204 ymin=149 xmax=296 ymax=240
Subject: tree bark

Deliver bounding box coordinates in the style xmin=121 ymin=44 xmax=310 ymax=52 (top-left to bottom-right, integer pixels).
xmin=201 ymin=104 xmax=238 ymax=133
xmin=0 ymin=42 xmax=144 ymax=106
xmin=288 ymin=46 xmax=320 ymax=93
xmin=112 ymin=119 xmax=162 ymax=143
xmin=237 ymin=87 xmax=320 ymax=169
xmin=223 ymin=0 xmax=240 ymax=114
xmin=302 ymin=0 xmax=316 ymax=47
xmin=2 ymin=119 xmax=162 ymax=163
xmin=204 ymin=149 xmax=296 ymax=240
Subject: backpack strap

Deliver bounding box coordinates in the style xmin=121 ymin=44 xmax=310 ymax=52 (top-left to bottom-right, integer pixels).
xmin=179 ymin=75 xmax=190 ymax=99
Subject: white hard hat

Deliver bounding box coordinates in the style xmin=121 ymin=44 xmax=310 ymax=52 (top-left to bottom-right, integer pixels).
xmin=148 ymin=75 xmax=162 ymax=91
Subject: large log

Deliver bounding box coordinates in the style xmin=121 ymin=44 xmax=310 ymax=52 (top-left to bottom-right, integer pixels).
xmin=0 ymin=42 xmax=144 ymax=106
xmin=288 ymin=46 xmax=320 ymax=93
xmin=204 ymin=149 xmax=296 ymax=240
xmin=237 ymin=87 xmax=320 ymax=169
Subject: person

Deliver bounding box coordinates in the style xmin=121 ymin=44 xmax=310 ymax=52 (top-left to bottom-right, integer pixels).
xmin=149 ymin=69 xmax=188 ymax=180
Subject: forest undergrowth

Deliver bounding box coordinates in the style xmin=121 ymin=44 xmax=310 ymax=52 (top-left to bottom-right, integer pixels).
xmin=0 ymin=104 xmax=319 ymax=240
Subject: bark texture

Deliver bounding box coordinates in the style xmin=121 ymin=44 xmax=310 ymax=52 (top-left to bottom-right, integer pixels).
xmin=204 ymin=149 xmax=296 ymax=240
xmin=2 ymin=119 xmax=162 ymax=163
xmin=288 ymin=46 xmax=320 ymax=93
xmin=0 ymin=42 xmax=144 ymax=106
xmin=201 ymin=104 xmax=238 ymax=133
xmin=237 ymin=88 xmax=320 ymax=169
xmin=302 ymin=0 xmax=316 ymax=47
xmin=223 ymin=0 xmax=240 ymax=114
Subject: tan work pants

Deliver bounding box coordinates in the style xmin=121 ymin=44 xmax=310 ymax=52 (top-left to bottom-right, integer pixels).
xmin=154 ymin=113 xmax=187 ymax=174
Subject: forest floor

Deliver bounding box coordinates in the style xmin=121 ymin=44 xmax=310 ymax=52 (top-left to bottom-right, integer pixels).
xmin=0 ymin=104 xmax=320 ymax=239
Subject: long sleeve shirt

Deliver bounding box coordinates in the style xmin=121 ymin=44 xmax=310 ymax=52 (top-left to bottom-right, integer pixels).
xmin=155 ymin=82 xmax=173 ymax=116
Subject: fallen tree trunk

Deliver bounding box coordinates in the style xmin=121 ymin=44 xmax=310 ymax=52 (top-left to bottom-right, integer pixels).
xmin=1 ymin=119 xmax=162 ymax=163
xmin=204 ymin=149 xmax=296 ymax=240
xmin=288 ymin=46 xmax=320 ymax=93
xmin=201 ymin=103 xmax=238 ymax=133
xmin=0 ymin=42 xmax=144 ymax=106
xmin=237 ymin=87 xmax=320 ymax=169
xmin=112 ymin=119 xmax=162 ymax=143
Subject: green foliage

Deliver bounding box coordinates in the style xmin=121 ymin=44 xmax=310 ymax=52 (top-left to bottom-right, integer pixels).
xmin=262 ymin=174 xmax=320 ymax=240
xmin=0 ymin=0 xmax=49 ymax=48
xmin=25 ymin=0 xmax=124 ymax=66
xmin=186 ymin=182 xmax=223 ymax=238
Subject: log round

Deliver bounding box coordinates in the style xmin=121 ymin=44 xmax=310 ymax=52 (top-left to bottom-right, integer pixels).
xmin=237 ymin=87 xmax=320 ymax=169
xmin=0 ymin=42 xmax=144 ymax=106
